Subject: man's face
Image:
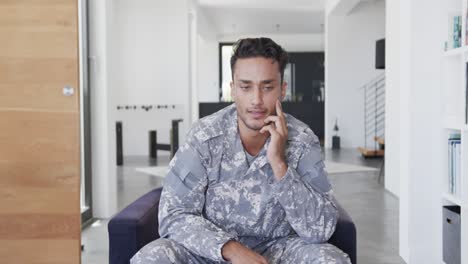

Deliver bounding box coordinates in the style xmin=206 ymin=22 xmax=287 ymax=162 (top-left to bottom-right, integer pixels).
xmin=230 ymin=57 xmax=287 ymax=131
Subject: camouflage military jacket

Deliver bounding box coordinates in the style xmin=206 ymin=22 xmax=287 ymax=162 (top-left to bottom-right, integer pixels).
xmin=158 ymin=104 xmax=338 ymax=262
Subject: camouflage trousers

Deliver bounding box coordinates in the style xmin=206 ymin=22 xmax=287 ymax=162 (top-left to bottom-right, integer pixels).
xmin=130 ymin=236 xmax=351 ymax=264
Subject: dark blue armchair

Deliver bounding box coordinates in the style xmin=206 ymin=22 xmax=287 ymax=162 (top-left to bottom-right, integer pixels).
xmin=108 ymin=187 xmax=356 ymax=264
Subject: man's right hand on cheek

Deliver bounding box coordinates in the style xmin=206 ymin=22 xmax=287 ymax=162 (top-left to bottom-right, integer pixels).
xmin=221 ymin=240 xmax=269 ymax=264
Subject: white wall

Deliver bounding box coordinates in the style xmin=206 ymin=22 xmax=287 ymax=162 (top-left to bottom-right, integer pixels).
xmin=111 ymin=0 xmax=191 ymax=156
xmin=397 ymin=0 xmax=410 ymax=258
xmin=326 ymin=0 xmax=341 ymax=15
xmin=325 ymin=1 xmax=385 ymax=148
xmin=326 ymin=0 xmax=362 ymax=16
xmin=385 ymin=0 xmax=400 ymax=198
xmin=196 ymin=6 xmax=219 ymax=103
xmin=88 ymin=0 xmax=192 ymax=217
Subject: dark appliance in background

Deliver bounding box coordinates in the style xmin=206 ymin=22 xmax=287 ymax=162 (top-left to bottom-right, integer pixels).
xmin=376 ymin=38 xmax=385 ymax=69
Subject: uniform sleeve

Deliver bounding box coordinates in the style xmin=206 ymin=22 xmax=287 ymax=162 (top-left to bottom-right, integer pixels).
xmin=158 ymin=139 xmax=237 ymax=262
xmin=270 ymin=138 xmax=338 ymax=243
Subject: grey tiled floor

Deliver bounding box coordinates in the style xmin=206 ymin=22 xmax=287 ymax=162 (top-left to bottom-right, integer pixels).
xmin=81 ymin=149 xmax=404 ymax=264
xmin=81 ymin=155 xmax=169 ymax=264
xmin=325 ymin=149 xmax=404 ymax=264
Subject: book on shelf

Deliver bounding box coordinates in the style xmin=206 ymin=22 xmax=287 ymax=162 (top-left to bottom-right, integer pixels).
xmin=455 ymin=16 xmax=462 ymax=48
xmin=446 ymin=15 xmax=462 ymax=50
xmin=448 ymin=134 xmax=461 ymax=197
xmin=466 ymin=1 xmax=468 ymax=46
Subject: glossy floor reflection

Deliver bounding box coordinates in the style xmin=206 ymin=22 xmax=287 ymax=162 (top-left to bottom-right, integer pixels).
xmin=81 ymin=149 xmax=404 ymax=264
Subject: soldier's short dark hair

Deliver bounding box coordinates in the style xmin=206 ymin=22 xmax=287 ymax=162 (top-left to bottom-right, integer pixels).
xmin=230 ymin=38 xmax=289 ymax=82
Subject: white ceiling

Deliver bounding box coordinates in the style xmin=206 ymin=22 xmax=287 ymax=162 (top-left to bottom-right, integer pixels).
xmin=197 ymin=0 xmax=326 ymax=35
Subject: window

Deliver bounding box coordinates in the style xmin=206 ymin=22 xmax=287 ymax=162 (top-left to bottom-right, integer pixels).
xmin=219 ymin=43 xmax=234 ymax=102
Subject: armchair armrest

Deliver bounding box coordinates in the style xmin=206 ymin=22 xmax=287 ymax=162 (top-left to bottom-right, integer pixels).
xmin=108 ymin=187 xmax=163 ymax=264
xmin=329 ymin=198 xmax=357 ymax=264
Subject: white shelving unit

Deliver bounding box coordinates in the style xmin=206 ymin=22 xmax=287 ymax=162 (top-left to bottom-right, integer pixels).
xmin=441 ymin=0 xmax=468 ymax=263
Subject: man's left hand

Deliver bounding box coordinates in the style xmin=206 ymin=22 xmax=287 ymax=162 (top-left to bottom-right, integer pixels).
xmin=260 ymin=99 xmax=288 ymax=181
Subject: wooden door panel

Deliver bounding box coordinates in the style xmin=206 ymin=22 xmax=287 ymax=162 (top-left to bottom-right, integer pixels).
xmin=0 ymin=161 xmax=78 ymax=188
xmin=0 ymin=111 xmax=80 ymax=162
xmin=0 ymin=0 xmax=81 ymax=262
xmin=0 ymin=214 xmax=78 ymax=239
xmin=0 ymin=240 xmax=78 ymax=264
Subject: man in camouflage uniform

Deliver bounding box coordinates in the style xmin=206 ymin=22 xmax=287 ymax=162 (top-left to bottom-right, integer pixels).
xmin=131 ymin=38 xmax=351 ymax=264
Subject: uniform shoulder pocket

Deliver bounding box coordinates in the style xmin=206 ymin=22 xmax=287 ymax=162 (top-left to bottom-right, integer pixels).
xmin=297 ymin=149 xmax=332 ymax=194
xmin=164 ymin=145 xmax=207 ymax=197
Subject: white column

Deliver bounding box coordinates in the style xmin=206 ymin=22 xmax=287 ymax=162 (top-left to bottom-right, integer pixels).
xmin=393 ymin=0 xmax=444 ymax=262
xmin=88 ymin=0 xmax=117 ymax=218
